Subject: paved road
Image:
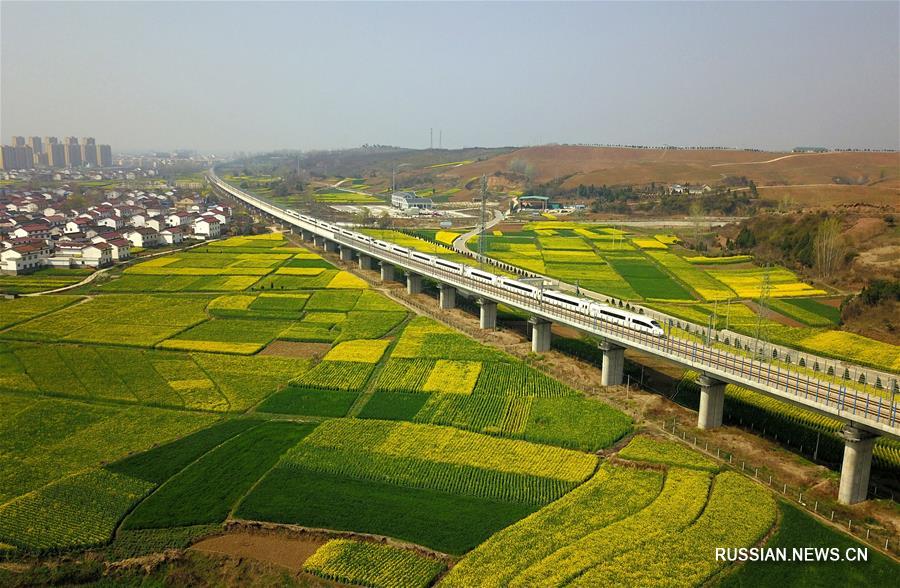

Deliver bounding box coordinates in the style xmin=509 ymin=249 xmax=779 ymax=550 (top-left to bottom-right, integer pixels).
xmin=452 ymin=208 xmax=505 ymax=254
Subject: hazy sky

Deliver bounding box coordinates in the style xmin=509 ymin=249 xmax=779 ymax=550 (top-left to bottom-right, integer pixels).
xmin=2 ymin=1 xmax=898 ymax=153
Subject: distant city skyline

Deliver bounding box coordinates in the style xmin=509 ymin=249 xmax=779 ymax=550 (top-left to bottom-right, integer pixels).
xmin=2 ymin=1 xmax=898 ymax=153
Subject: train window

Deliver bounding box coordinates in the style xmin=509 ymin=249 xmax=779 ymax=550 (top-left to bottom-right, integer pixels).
xmin=544 ymin=293 xmax=578 ymax=307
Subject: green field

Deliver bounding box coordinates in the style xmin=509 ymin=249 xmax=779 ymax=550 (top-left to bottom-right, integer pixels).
xmin=0 ymin=227 xmax=895 ymax=584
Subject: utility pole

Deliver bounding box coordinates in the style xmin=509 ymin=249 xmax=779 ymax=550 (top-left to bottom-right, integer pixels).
xmin=754 ymin=266 xmax=771 ymax=359
xmin=479 ymin=174 xmax=487 ymax=269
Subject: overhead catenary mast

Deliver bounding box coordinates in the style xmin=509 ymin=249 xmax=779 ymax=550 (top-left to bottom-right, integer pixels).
xmin=479 ymin=174 xmax=488 ymax=269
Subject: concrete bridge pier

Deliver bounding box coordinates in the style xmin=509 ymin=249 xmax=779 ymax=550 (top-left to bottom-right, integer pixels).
xmin=358 ymin=254 xmax=374 ymax=271
xmin=599 ymin=341 xmax=625 ymax=386
xmin=838 ymin=425 xmax=878 ymax=505
xmin=406 ymin=273 xmax=423 ymax=295
xmin=313 ymin=235 xmax=326 ymax=248
xmin=529 ymin=317 xmax=552 ymax=353
xmin=478 ymin=298 xmax=497 ymax=329
xmin=301 ymin=229 xmax=313 ymax=242
xmin=339 ymin=246 xmax=354 ymax=262
xmin=323 ymin=240 xmax=339 ymax=253
xmin=439 ymin=284 xmax=457 ymax=309
xmin=697 ymin=374 xmax=726 ymax=430
xmin=380 ymin=262 xmax=395 ymax=282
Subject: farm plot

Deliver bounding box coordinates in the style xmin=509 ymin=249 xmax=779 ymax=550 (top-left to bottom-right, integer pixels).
xmin=604 ymin=254 xmax=694 ymax=300
xmin=768 ymin=297 xmax=840 ymax=327
xmin=412 ymin=394 xmax=630 ymax=452
xmin=422 ymin=360 xmax=482 ymax=394
xmin=443 ymin=442 xmax=776 ymax=588
xmin=99 ymin=274 xmax=261 ymax=292
xmin=1 ymin=294 xmax=211 ymax=347
xmin=474 ymin=362 xmax=576 ymax=397
xmin=392 ymin=317 xmax=509 ymax=362
xmin=708 ymin=267 xmax=827 ymax=298
xmin=236 ymin=419 xmax=595 ymax=554
xmin=305 ymin=289 xmax=362 ymax=311
xmin=323 ymin=339 xmax=391 ymax=363
xmin=161 ymin=318 xmax=295 ymax=355
xmin=192 ymin=353 xmax=312 ymax=411
xmin=256 ymin=270 xmax=339 ymax=290
xmin=441 ymin=463 xmax=664 ymax=587
xmin=0 ymin=395 xmax=215 ymax=505
xmin=305 ymin=539 xmax=445 ymax=588
xmin=256 ymin=386 xmax=359 ymax=417
xmin=0 ymin=270 xmax=91 ymax=295
xmin=354 ymin=289 xmax=406 ymax=312
xmin=0 ymin=469 xmax=154 ymax=551
xmin=502 ymin=467 xmax=712 ymax=587
xmin=373 ymin=359 xmax=436 ymax=393
xmin=335 ymin=311 xmax=407 ymax=342
xmin=272 ymin=419 xmax=597 ymax=506
xmin=124 ymin=421 xmax=315 ymax=529
xmin=107 ymin=419 xmax=264 ymax=484
xmin=237 ymin=467 xmax=536 ymax=555
xmin=327 ymin=271 xmax=369 ymax=289
xmin=0 ymin=295 xmax=82 ymax=329
xmin=294 ymin=360 xmax=376 ymax=391
xmin=617 ymin=434 xmax=718 ymax=471
xmin=572 ymin=472 xmax=775 ymax=587
xmin=644 ymin=250 xmax=735 ymax=301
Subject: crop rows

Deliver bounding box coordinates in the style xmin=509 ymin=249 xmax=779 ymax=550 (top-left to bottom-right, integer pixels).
xmin=473 ymin=362 xmax=577 ymax=398
xmin=422 ymin=360 xmax=482 ymax=394
xmin=508 ymin=467 xmax=712 ymax=586
xmin=125 ymin=421 xmax=315 ymax=529
xmin=374 ymin=359 xmax=437 ymax=393
xmin=571 ymin=472 xmax=776 ymax=587
xmin=644 ymin=251 xmax=735 ymax=301
xmin=0 ymin=469 xmax=154 ymax=551
xmin=280 ymin=420 xmax=596 ymax=505
xmin=441 ymin=464 xmax=665 ymax=588
xmin=324 ymin=339 xmax=391 ymax=363
xmin=305 ymin=539 xmax=445 ymax=588
xmin=1 ymin=294 xmax=211 ymax=347
xmin=617 ymin=435 xmax=719 ymax=471
xmin=0 ymin=296 xmax=82 ymax=330
xmin=294 ymin=360 xmax=376 ymax=390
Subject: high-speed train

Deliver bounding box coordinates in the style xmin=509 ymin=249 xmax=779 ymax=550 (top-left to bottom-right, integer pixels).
xmin=277 ymin=208 xmax=665 ymax=337
xmin=210 ymin=173 xmax=665 ymax=338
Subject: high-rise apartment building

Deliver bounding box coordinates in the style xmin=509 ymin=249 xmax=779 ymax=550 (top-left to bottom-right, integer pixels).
xmin=2 ymin=135 xmax=111 ymax=169
xmin=81 ymin=138 xmax=98 ymax=166
xmin=0 ymin=145 xmax=15 ymax=170
xmin=65 ymin=143 xmax=82 ymax=167
xmin=97 ymin=144 xmax=113 ymax=167
xmin=28 ymin=137 xmax=43 ymax=155
xmin=47 ymin=143 xmax=67 ymax=167
xmin=13 ymin=146 xmax=35 ymax=169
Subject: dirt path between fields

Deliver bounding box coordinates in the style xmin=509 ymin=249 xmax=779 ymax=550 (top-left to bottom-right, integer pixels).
xmin=190 ymin=532 xmax=325 ymax=572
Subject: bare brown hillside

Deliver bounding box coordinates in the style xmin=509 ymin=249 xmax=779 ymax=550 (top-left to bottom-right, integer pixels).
xmin=443 ymin=146 xmax=899 ymax=200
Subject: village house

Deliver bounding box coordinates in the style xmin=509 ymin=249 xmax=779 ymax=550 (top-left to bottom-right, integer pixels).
xmin=192 ymin=215 xmax=221 ymax=239
xmin=125 ymin=227 xmax=160 ymax=248
xmin=166 ymin=211 xmax=195 ymax=227
xmin=97 ymin=215 xmax=124 ymax=230
xmin=106 ymin=238 xmax=131 ymax=261
xmin=160 ymin=226 xmax=185 ymax=245
xmin=0 ymin=243 xmax=50 ymax=274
